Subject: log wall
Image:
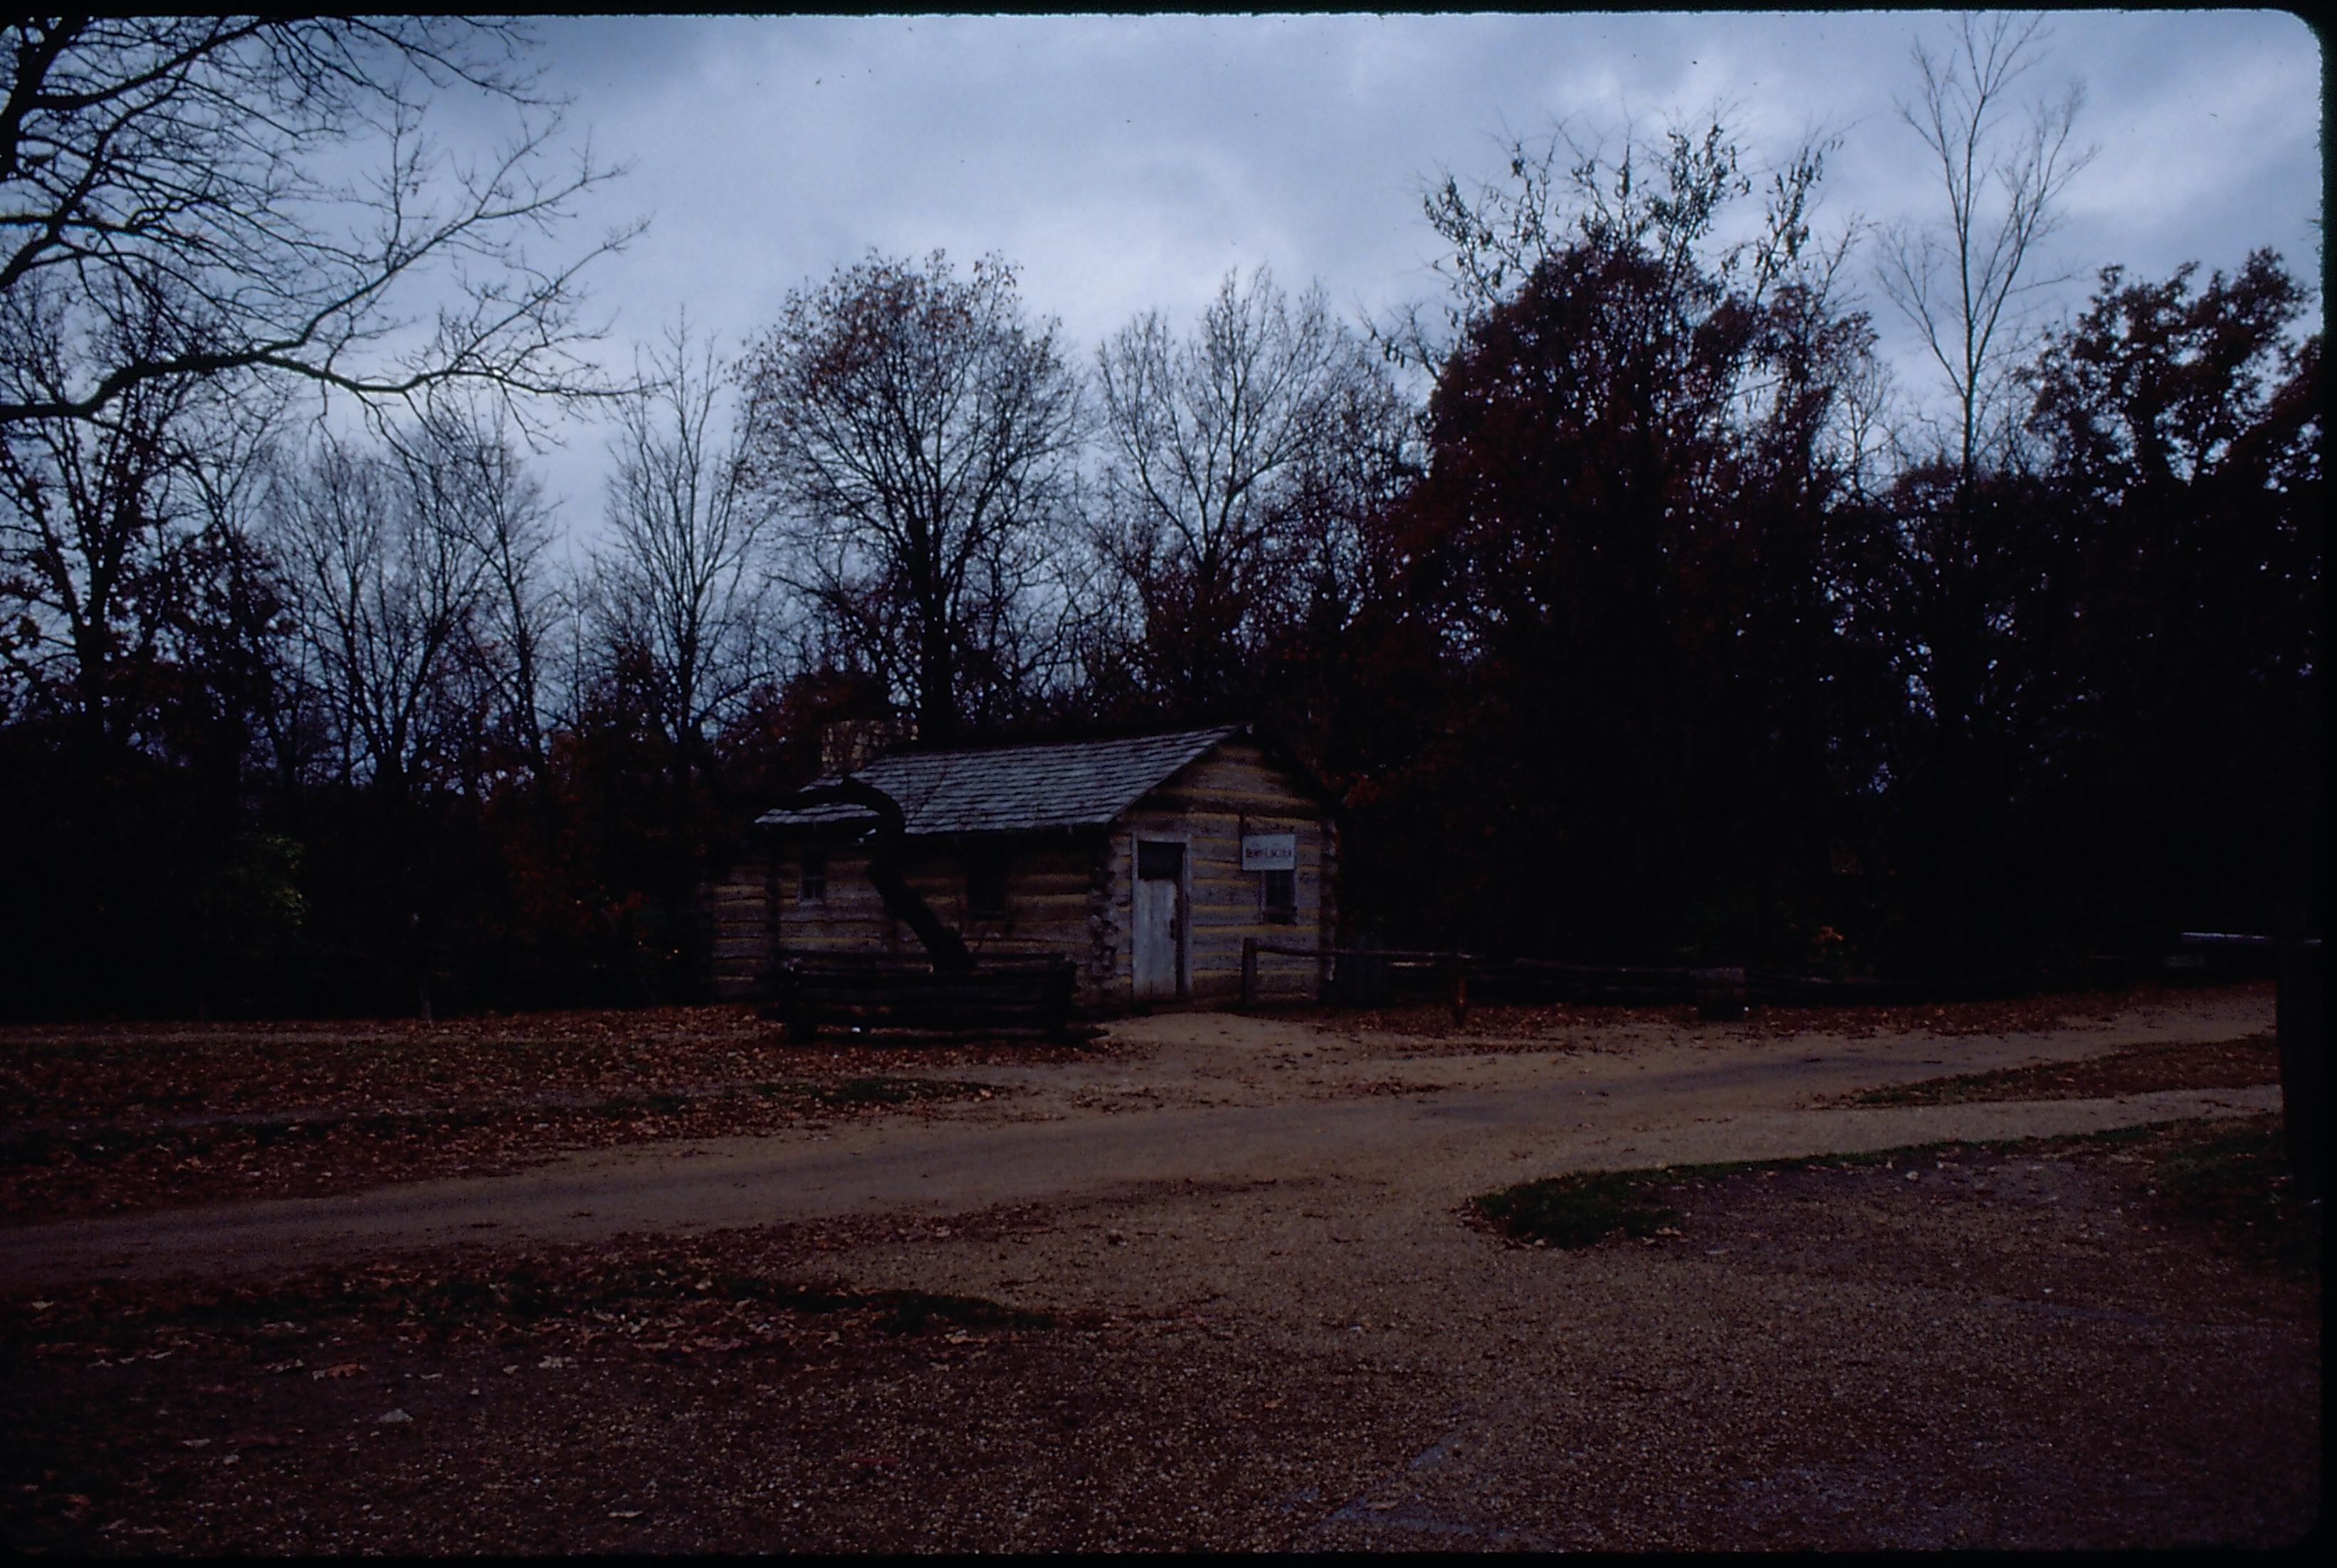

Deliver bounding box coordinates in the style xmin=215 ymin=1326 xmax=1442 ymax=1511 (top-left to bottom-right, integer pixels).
xmin=703 ymin=855 xmax=771 ymax=1000
xmin=1111 ymin=738 xmax=1335 ymax=1004
xmin=708 ymin=835 xmax=1110 ymax=1004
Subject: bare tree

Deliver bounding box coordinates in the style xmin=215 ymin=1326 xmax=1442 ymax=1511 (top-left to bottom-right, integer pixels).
xmin=0 ymin=281 xmax=278 ymax=769
xmin=1863 ymin=15 xmax=2099 ymax=982
xmin=1878 ymin=12 xmax=2093 ymax=488
xmin=739 ymin=251 xmax=1081 ymax=743
xmin=0 ymin=340 xmax=206 ymax=757
xmin=1094 ymin=266 xmax=1404 ymax=713
xmin=595 ymin=322 xmax=775 ymax=778
xmin=402 ymin=396 xmax=562 ymax=777
xmin=169 ymin=375 xmax=303 ymax=798
xmin=0 ymin=16 xmax=637 ymax=430
xmin=267 ymin=433 xmax=486 ymax=797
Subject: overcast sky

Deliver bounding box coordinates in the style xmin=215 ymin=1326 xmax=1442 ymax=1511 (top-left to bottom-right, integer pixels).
xmin=501 ymin=10 xmax=2324 ymax=528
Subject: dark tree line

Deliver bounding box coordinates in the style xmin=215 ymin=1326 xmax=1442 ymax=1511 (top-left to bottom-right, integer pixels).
xmin=0 ymin=19 xmax=2318 ymax=1016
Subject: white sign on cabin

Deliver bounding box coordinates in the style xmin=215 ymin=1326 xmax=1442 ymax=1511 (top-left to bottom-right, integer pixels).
xmin=1241 ymin=833 xmax=1296 ymax=871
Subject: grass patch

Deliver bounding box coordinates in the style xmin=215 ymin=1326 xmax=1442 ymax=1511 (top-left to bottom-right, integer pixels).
xmin=817 ymin=1075 xmax=980 ymax=1105
xmin=750 ymin=1076 xmax=990 ymax=1107
xmin=1472 ymin=1115 xmax=2316 ymax=1270
xmin=1849 ymin=1064 xmax=2057 ymax=1107
xmin=666 ymin=1280 xmax=1042 ymax=1331
xmin=1843 ymin=1035 xmax=2279 ymax=1107
xmin=589 ymin=1092 xmax=693 ymax=1117
xmin=1476 ymin=1124 xmax=2197 ymax=1248
xmin=12 ymin=1256 xmax=1054 ymax=1352
xmin=1661 ymin=1127 xmax=2151 ymax=1181
xmin=2156 ymin=1125 xmax=2284 ymax=1196
xmin=1470 ymin=1171 xmax=1679 ymax=1248
xmin=857 ymin=1288 xmax=1051 ymax=1335
xmin=2143 ymin=1117 xmax=2319 ymax=1277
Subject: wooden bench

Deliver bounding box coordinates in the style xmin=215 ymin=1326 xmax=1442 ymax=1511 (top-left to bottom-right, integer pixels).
xmin=761 ymin=953 xmax=1078 ymax=1041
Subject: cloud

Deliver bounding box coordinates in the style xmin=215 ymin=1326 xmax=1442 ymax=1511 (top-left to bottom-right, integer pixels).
xmin=513 ymin=11 xmax=2323 ymax=527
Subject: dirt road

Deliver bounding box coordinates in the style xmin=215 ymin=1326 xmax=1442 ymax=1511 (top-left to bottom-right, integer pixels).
xmin=0 ymin=986 xmax=2276 ymax=1285
xmin=1 ymin=984 xmax=2316 ymax=1552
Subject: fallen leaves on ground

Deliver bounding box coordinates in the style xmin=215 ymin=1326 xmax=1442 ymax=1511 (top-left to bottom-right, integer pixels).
xmin=1339 ymin=1080 xmax=1449 ymax=1099
xmin=0 ymin=1121 xmax=2311 ymax=1554
xmin=0 ymin=1205 xmax=1075 ymax=1555
xmin=1313 ymin=982 xmax=2267 ymax=1048
xmin=0 ymin=1006 xmax=1118 ymax=1224
xmin=1 ymin=1204 xmax=1067 ymax=1373
xmin=1839 ymin=1033 xmax=2280 ymax=1107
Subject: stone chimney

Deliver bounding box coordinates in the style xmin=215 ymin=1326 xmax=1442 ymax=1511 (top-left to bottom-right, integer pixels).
xmin=819 ymin=717 xmax=900 ymax=776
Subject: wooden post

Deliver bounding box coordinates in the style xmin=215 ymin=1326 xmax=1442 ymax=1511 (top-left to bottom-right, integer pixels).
xmin=2185 ymin=929 xmax=2317 ymax=1199
xmin=1241 ymin=936 xmax=1258 ymax=1007
xmin=1447 ymin=950 xmax=1468 ymax=1023
xmin=2277 ymin=936 xmax=2321 ymax=1200
xmin=1693 ymin=966 xmax=1747 ymax=1021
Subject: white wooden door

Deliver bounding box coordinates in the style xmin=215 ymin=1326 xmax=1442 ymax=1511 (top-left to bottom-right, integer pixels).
xmin=1133 ymin=841 xmax=1184 ymax=1000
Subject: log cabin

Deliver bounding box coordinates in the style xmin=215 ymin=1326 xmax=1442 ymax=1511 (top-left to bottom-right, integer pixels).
xmin=703 ymin=724 xmax=1338 ymax=1012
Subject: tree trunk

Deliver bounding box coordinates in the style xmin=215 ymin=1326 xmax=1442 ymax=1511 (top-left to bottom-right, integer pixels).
xmin=782 ymin=779 xmax=972 ymax=972
xmin=917 ymin=616 xmax=958 ymax=744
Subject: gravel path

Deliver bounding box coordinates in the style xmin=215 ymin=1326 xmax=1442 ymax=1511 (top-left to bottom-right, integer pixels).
xmin=0 ymin=986 xmax=2276 ymax=1288
xmin=1 ymin=984 xmax=2313 ymax=1550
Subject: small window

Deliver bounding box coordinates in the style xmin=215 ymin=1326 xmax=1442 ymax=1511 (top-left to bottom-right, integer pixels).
xmin=967 ymin=843 xmax=1009 ymax=917
xmin=799 ymin=853 xmax=827 ymax=904
xmin=1262 ymin=868 xmax=1296 ymax=922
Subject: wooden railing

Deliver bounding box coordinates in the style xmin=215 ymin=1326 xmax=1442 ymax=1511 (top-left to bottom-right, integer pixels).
xmin=1239 ymin=938 xmax=1752 ymax=1022
xmin=1243 ymin=939 xmax=1785 ymax=1024
xmin=1242 ymin=939 xmax=1481 ymax=1019
xmin=761 ymin=953 xmax=1077 ymax=1040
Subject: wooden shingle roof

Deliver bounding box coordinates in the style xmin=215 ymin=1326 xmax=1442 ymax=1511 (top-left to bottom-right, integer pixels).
xmin=755 ymin=725 xmax=1243 ymax=837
